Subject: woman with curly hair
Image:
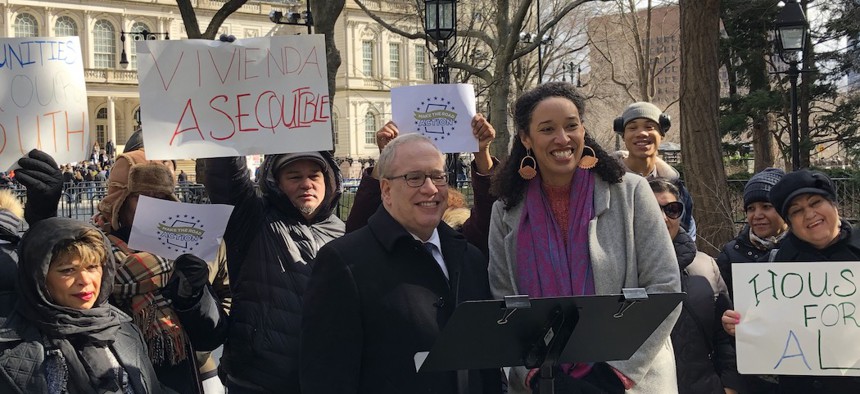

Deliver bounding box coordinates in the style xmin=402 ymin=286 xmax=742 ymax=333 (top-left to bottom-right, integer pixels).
xmin=489 ymin=82 xmax=681 ymax=393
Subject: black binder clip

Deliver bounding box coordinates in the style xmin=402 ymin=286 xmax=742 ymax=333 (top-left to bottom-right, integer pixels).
xmin=614 ymin=288 xmax=648 ymax=318
xmin=497 ymin=295 xmax=531 ymax=325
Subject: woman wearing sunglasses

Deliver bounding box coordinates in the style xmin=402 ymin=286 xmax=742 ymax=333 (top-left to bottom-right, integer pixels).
xmin=650 ymin=179 xmax=742 ymax=394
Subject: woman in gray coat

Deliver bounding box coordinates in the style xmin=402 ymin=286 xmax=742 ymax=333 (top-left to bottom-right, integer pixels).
xmin=489 ymin=82 xmax=681 ymax=393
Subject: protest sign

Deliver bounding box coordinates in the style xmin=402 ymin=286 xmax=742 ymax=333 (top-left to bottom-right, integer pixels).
xmin=733 ymin=262 xmax=860 ymax=376
xmin=0 ymin=37 xmax=88 ymax=169
xmin=391 ymin=84 xmax=478 ymax=153
xmin=127 ymin=196 xmax=234 ymax=262
xmin=136 ymin=35 xmax=332 ymax=160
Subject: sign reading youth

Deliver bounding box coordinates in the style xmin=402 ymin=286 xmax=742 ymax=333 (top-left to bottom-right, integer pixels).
xmin=733 ymin=262 xmax=860 ymax=376
xmin=136 ymin=35 xmax=331 ymax=160
xmin=0 ymin=37 xmax=88 ymax=169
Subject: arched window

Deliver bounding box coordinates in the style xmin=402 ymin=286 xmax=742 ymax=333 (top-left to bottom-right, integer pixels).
xmin=95 ymin=107 xmax=108 ymax=146
xmin=14 ymin=13 xmax=39 ymax=37
xmin=129 ymin=21 xmax=151 ymax=69
xmin=93 ymin=19 xmax=116 ymax=69
xmin=364 ymin=112 xmax=376 ymax=144
xmin=54 ymin=16 xmax=77 ymax=37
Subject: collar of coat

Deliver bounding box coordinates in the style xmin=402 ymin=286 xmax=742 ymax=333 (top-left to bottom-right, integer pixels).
xmin=367 ymin=205 xmax=467 ymax=255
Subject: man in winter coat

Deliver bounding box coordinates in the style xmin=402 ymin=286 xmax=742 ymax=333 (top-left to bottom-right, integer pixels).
xmin=300 ymin=134 xmax=500 ymax=394
xmin=166 ymin=151 xmax=344 ymax=393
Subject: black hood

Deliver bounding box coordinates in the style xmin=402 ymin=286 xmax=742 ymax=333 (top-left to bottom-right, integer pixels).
xmin=258 ymin=150 xmax=343 ymax=223
xmin=15 ymin=217 xmax=119 ymax=337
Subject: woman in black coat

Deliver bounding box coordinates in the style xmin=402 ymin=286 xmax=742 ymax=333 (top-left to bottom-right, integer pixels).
xmin=723 ymin=170 xmax=860 ymax=394
xmin=651 ymin=179 xmax=742 ymax=394
xmin=0 ymin=218 xmax=165 ymax=393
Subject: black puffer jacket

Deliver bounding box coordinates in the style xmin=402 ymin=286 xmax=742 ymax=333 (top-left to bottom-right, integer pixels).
xmin=670 ymin=230 xmax=742 ymax=394
xmin=0 ymin=209 xmax=21 ymax=319
xmin=200 ymin=152 xmax=344 ymax=392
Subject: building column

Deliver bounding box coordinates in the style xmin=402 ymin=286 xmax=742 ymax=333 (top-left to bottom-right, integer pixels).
xmin=107 ymin=97 xmax=116 ymax=145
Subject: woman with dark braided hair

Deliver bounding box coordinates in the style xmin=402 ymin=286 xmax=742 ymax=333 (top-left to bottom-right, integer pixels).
xmin=489 ymin=82 xmax=682 ymax=393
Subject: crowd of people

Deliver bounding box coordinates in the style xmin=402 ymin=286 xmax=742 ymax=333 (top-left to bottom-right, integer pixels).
xmin=0 ymin=81 xmax=858 ymax=394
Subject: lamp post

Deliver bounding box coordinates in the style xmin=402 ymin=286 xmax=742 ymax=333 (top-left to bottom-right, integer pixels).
xmin=774 ymin=0 xmax=808 ymax=171
xmin=119 ymin=30 xmax=169 ymax=69
xmin=424 ymin=0 xmax=459 ymax=186
xmin=268 ymin=0 xmax=314 ymax=34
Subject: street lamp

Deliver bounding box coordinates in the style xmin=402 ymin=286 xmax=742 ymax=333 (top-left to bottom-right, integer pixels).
xmin=424 ymin=0 xmax=459 ymax=186
xmin=774 ymin=0 xmax=808 ymax=170
xmin=519 ymin=32 xmax=553 ymax=84
xmin=269 ymin=0 xmax=314 ymax=34
xmin=119 ymin=30 xmax=169 ymax=69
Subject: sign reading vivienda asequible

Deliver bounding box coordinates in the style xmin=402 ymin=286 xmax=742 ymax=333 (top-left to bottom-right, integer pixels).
xmin=733 ymin=262 xmax=860 ymax=376
xmin=0 ymin=37 xmax=88 ymax=169
xmin=136 ymin=35 xmax=331 ymax=160
xmin=390 ymin=84 xmax=478 ymax=153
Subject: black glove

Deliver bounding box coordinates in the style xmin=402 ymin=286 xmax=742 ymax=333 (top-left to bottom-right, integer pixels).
xmin=16 ymin=149 xmax=62 ymax=226
xmin=164 ymin=253 xmax=209 ymax=309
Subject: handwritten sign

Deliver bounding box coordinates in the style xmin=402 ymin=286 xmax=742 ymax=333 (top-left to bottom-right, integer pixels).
xmin=136 ymin=35 xmax=332 ymax=160
xmin=127 ymin=196 xmax=234 ymax=262
xmin=733 ymin=262 xmax=860 ymax=376
xmin=391 ymin=84 xmax=478 ymax=153
xmin=0 ymin=37 xmax=88 ymax=169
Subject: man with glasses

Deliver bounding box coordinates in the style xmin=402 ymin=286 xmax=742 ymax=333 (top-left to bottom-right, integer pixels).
xmin=301 ymin=133 xmax=501 ymax=394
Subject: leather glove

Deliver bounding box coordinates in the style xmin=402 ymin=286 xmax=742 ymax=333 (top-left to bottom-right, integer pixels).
xmin=16 ymin=149 xmax=63 ymax=226
xmin=164 ymin=253 xmax=209 ymax=309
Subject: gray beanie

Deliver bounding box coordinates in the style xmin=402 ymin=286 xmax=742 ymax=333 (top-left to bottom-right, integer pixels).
xmin=622 ymin=102 xmax=665 ymax=133
xmin=743 ymin=167 xmax=785 ymax=208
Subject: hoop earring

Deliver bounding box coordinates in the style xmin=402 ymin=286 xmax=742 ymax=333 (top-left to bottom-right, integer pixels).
xmin=578 ymin=146 xmax=598 ymax=170
xmin=518 ymin=149 xmax=537 ymax=180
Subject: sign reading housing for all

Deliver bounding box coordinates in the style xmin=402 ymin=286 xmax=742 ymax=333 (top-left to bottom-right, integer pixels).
xmin=733 ymin=262 xmax=860 ymax=376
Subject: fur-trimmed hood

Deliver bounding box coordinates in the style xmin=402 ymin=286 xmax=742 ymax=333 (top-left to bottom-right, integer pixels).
xmin=97 ymin=149 xmax=178 ymax=232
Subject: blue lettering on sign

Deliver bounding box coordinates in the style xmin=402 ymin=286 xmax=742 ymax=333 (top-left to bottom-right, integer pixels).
xmin=773 ymin=330 xmax=812 ymax=370
xmin=0 ymin=40 xmax=78 ymax=70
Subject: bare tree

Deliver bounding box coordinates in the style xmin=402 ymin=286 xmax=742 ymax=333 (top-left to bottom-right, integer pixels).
xmin=679 ymin=0 xmax=736 ymax=255
xmin=587 ymin=0 xmax=680 ymax=103
xmin=354 ymin=0 xmax=607 ymax=158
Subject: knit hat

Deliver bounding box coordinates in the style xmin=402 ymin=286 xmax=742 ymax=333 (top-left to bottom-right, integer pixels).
xmin=621 ymin=102 xmax=666 ymax=134
xmin=271 ymin=151 xmax=328 ymax=177
xmin=743 ymin=167 xmax=785 ymax=208
xmin=768 ymin=169 xmax=837 ymax=219
xmin=98 ymin=149 xmax=178 ymax=231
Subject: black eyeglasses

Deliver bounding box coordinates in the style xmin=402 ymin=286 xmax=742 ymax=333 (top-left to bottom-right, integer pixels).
xmin=386 ymin=171 xmax=449 ymax=188
xmin=660 ymin=201 xmax=684 ymax=220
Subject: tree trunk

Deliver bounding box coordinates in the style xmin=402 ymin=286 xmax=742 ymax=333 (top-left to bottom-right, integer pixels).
xmin=752 ymin=113 xmax=777 ymax=171
xmin=679 ymin=0 xmax=736 ymax=256
xmin=311 ymin=0 xmax=346 ymax=152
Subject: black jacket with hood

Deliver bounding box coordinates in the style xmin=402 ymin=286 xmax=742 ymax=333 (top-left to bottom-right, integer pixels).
xmin=188 ymin=152 xmax=344 ymax=392
xmin=0 ymin=218 xmax=164 ymax=394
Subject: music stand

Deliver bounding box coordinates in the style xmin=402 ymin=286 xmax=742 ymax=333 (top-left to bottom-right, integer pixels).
xmin=415 ymin=288 xmax=684 ymax=394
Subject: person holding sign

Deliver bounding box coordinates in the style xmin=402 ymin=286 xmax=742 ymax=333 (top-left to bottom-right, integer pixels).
xmin=301 ymin=133 xmax=501 ymax=394
xmin=191 ymin=150 xmax=344 ymax=393
xmin=345 ymin=114 xmax=497 ymax=257
xmin=722 ymin=169 xmax=860 ymax=393
xmin=488 ymin=82 xmax=681 ymax=393
xmin=0 ymin=218 xmax=165 ymax=393
xmin=649 ymin=178 xmax=742 ymax=394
